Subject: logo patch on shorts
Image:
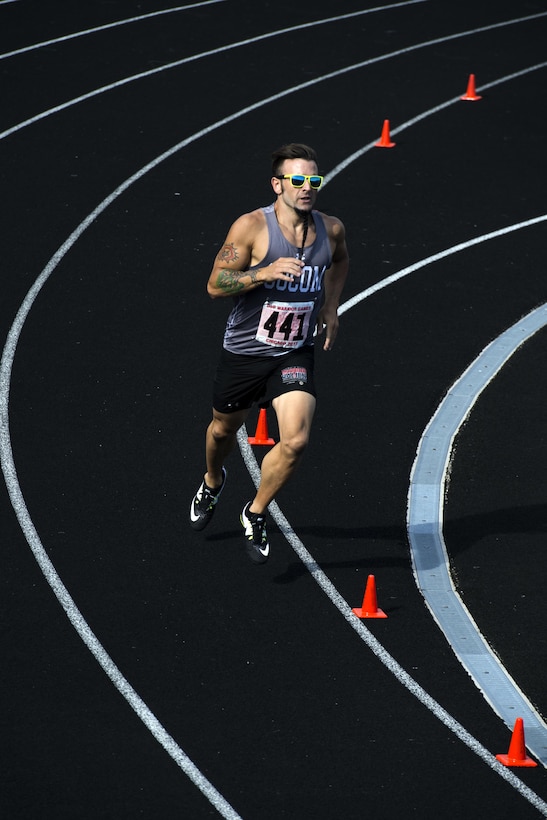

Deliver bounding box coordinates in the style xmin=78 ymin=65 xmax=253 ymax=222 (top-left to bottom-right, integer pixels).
xmin=281 ymin=366 xmax=308 ymax=385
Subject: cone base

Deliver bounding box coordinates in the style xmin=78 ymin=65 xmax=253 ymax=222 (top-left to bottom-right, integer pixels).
xmin=461 ymin=74 xmax=481 ymax=101
xmin=352 ymin=607 xmax=388 ymax=619
xmin=374 ymin=139 xmax=396 ymax=148
xmin=247 ymin=437 xmax=275 ymax=445
xmin=495 ymin=753 xmax=537 ymax=768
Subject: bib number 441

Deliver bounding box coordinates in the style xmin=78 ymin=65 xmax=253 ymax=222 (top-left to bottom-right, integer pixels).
xmin=263 ymin=310 xmax=304 ymax=341
xmin=256 ymin=300 xmax=314 ymax=349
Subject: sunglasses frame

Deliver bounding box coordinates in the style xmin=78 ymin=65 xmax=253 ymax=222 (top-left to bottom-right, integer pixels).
xmin=275 ymin=174 xmax=324 ymax=190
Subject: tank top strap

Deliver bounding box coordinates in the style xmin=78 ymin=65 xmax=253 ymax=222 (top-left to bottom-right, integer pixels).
xmin=262 ymin=202 xmax=326 ymax=259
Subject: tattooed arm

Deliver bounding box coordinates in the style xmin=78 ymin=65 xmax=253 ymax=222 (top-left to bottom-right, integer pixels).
xmin=206 ymin=210 xmax=305 ymax=299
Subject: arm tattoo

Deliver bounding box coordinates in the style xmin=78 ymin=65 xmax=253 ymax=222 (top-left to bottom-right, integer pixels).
xmin=216 ymin=269 xmax=245 ymax=293
xmin=218 ymin=243 xmax=239 ymax=264
xmin=215 ymin=267 xmax=260 ymax=294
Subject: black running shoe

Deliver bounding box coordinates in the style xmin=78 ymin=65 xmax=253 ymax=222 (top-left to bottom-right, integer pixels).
xmin=240 ymin=502 xmax=270 ymax=563
xmin=189 ymin=468 xmax=227 ymax=531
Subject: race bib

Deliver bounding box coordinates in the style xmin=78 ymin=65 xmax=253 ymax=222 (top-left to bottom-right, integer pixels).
xmin=256 ymin=300 xmax=314 ymax=349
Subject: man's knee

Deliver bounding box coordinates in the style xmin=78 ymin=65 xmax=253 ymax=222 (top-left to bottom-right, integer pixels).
xmin=273 ymin=392 xmax=315 ymax=463
xmin=210 ymin=409 xmax=246 ymax=443
xmin=279 ymin=430 xmax=309 ymax=463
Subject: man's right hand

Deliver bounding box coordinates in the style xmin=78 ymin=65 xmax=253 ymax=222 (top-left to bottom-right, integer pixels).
xmin=259 ymin=256 xmax=304 ymax=284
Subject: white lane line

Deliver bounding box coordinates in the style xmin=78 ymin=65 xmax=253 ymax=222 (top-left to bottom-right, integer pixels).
xmin=0 ymin=2 xmax=425 ymax=61
xmin=0 ymin=390 xmax=241 ymax=808
xmin=326 ymin=62 xmax=547 ymax=181
xmin=328 ymin=65 xmax=547 ymax=770
xmin=1 ymin=439 xmax=244 ymax=820
xmin=2 ymin=9 xmax=546 ymax=143
xmin=0 ymin=1 xmax=226 ymax=61
xmin=0 ymin=232 xmax=243 ymax=820
xmin=407 ymin=304 xmax=547 ymax=766
xmin=237 ymin=430 xmax=547 ymax=815
xmin=329 ymin=86 xmax=547 ymax=761
xmin=338 ymin=215 xmax=547 ymax=312
xmin=0 ymin=425 xmax=243 ymax=791
xmin=1 ymin=47 xmax=546 ymax=820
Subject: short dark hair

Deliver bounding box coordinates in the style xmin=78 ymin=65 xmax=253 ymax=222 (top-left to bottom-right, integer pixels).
xmin=271 ymin=143 xmax=318 ymax=176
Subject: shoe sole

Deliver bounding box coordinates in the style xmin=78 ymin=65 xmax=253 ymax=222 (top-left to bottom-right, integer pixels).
xmin=245 ymin=540 xmax=270 ymax=564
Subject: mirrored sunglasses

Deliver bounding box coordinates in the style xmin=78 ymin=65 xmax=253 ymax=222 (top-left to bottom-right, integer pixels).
xmin=275 ymin=174 xmax=324 ymax=189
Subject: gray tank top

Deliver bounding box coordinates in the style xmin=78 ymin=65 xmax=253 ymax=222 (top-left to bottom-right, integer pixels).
xmin=223 ymin=203 xmax=332 ymax=357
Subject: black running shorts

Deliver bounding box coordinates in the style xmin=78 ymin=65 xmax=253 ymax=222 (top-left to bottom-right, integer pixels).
xmin=213 ymin=345 xmax=316 ymax=414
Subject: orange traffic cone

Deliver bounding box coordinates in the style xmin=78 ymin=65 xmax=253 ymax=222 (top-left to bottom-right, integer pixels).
xmin=460 ymin=73 xmax=482 ymax=101
xmin=352 ymin=575 xmax=388 ymax=618
xmin=496 ymin=718 xmax=537 ymax=767
xmin=248 ymin=407 xmax=275 ymax=445
xmin=375 ymin=119 xmax=396 ymax=148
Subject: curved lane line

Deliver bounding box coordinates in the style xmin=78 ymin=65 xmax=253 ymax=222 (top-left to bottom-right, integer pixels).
xmin=338 ymin=215 xmax=547 ymax=313
xmin=0 ymin=445 xmax=243 ymax=818
xmin=337 ymin=217 xmax=547 ymax=768
xmin=1 ymin=43 xmax=546 ymax=818
xmin=0 ymin=396 xmax=243 ymax=808
xmin=2 ymin=9 xmax=546 ymax=143
xmin=407 ymin=304 xmax=547 ymax=766
xmin=237 ymin=430 xmax=547 ymax=813
xmin=0 ymin=1 xmax=422 ymax=62
xmin=326 ymin=62 xmax=547 ymax=181
xmin=328 ymin=70 xmax=547 ymax=762
xmin=0 ymin=2 xmax=226 ymax=61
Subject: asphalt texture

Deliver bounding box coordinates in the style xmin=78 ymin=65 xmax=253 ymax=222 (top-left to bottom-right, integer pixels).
xmin=1 ymin=1 xmax=547 ymax=818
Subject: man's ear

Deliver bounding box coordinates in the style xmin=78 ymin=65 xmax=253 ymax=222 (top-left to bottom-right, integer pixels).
xmin=271 ymin=176 xmax=283 ymax=196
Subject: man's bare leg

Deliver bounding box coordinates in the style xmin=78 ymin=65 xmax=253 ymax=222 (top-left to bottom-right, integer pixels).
xmin=248 ymin=391 xmax=316 ymax=514
xmin=204 ymin=407 xmax=249 ymax=488
xmin=190 ymin=407 xmax=249 ymax=531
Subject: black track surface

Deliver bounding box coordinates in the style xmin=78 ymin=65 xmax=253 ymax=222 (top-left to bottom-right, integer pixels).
xmin=1 ymin=1 xmax=546 ymax=817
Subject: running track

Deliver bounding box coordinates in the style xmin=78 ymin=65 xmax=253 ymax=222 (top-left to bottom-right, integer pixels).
xmin=1 ymin=1 xmax=546 ymax=817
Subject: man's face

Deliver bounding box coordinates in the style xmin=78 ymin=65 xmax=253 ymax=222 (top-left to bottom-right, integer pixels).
xmin=272 ymin=158 xmax=320 ymax=213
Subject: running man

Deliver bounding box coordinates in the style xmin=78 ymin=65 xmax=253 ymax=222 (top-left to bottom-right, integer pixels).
xmin=190 ymin=143 xmax=349 ymax=563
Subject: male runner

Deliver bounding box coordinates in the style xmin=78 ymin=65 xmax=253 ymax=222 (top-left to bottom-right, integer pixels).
xmin=190 ymin=143 xmax=349 ymax=563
